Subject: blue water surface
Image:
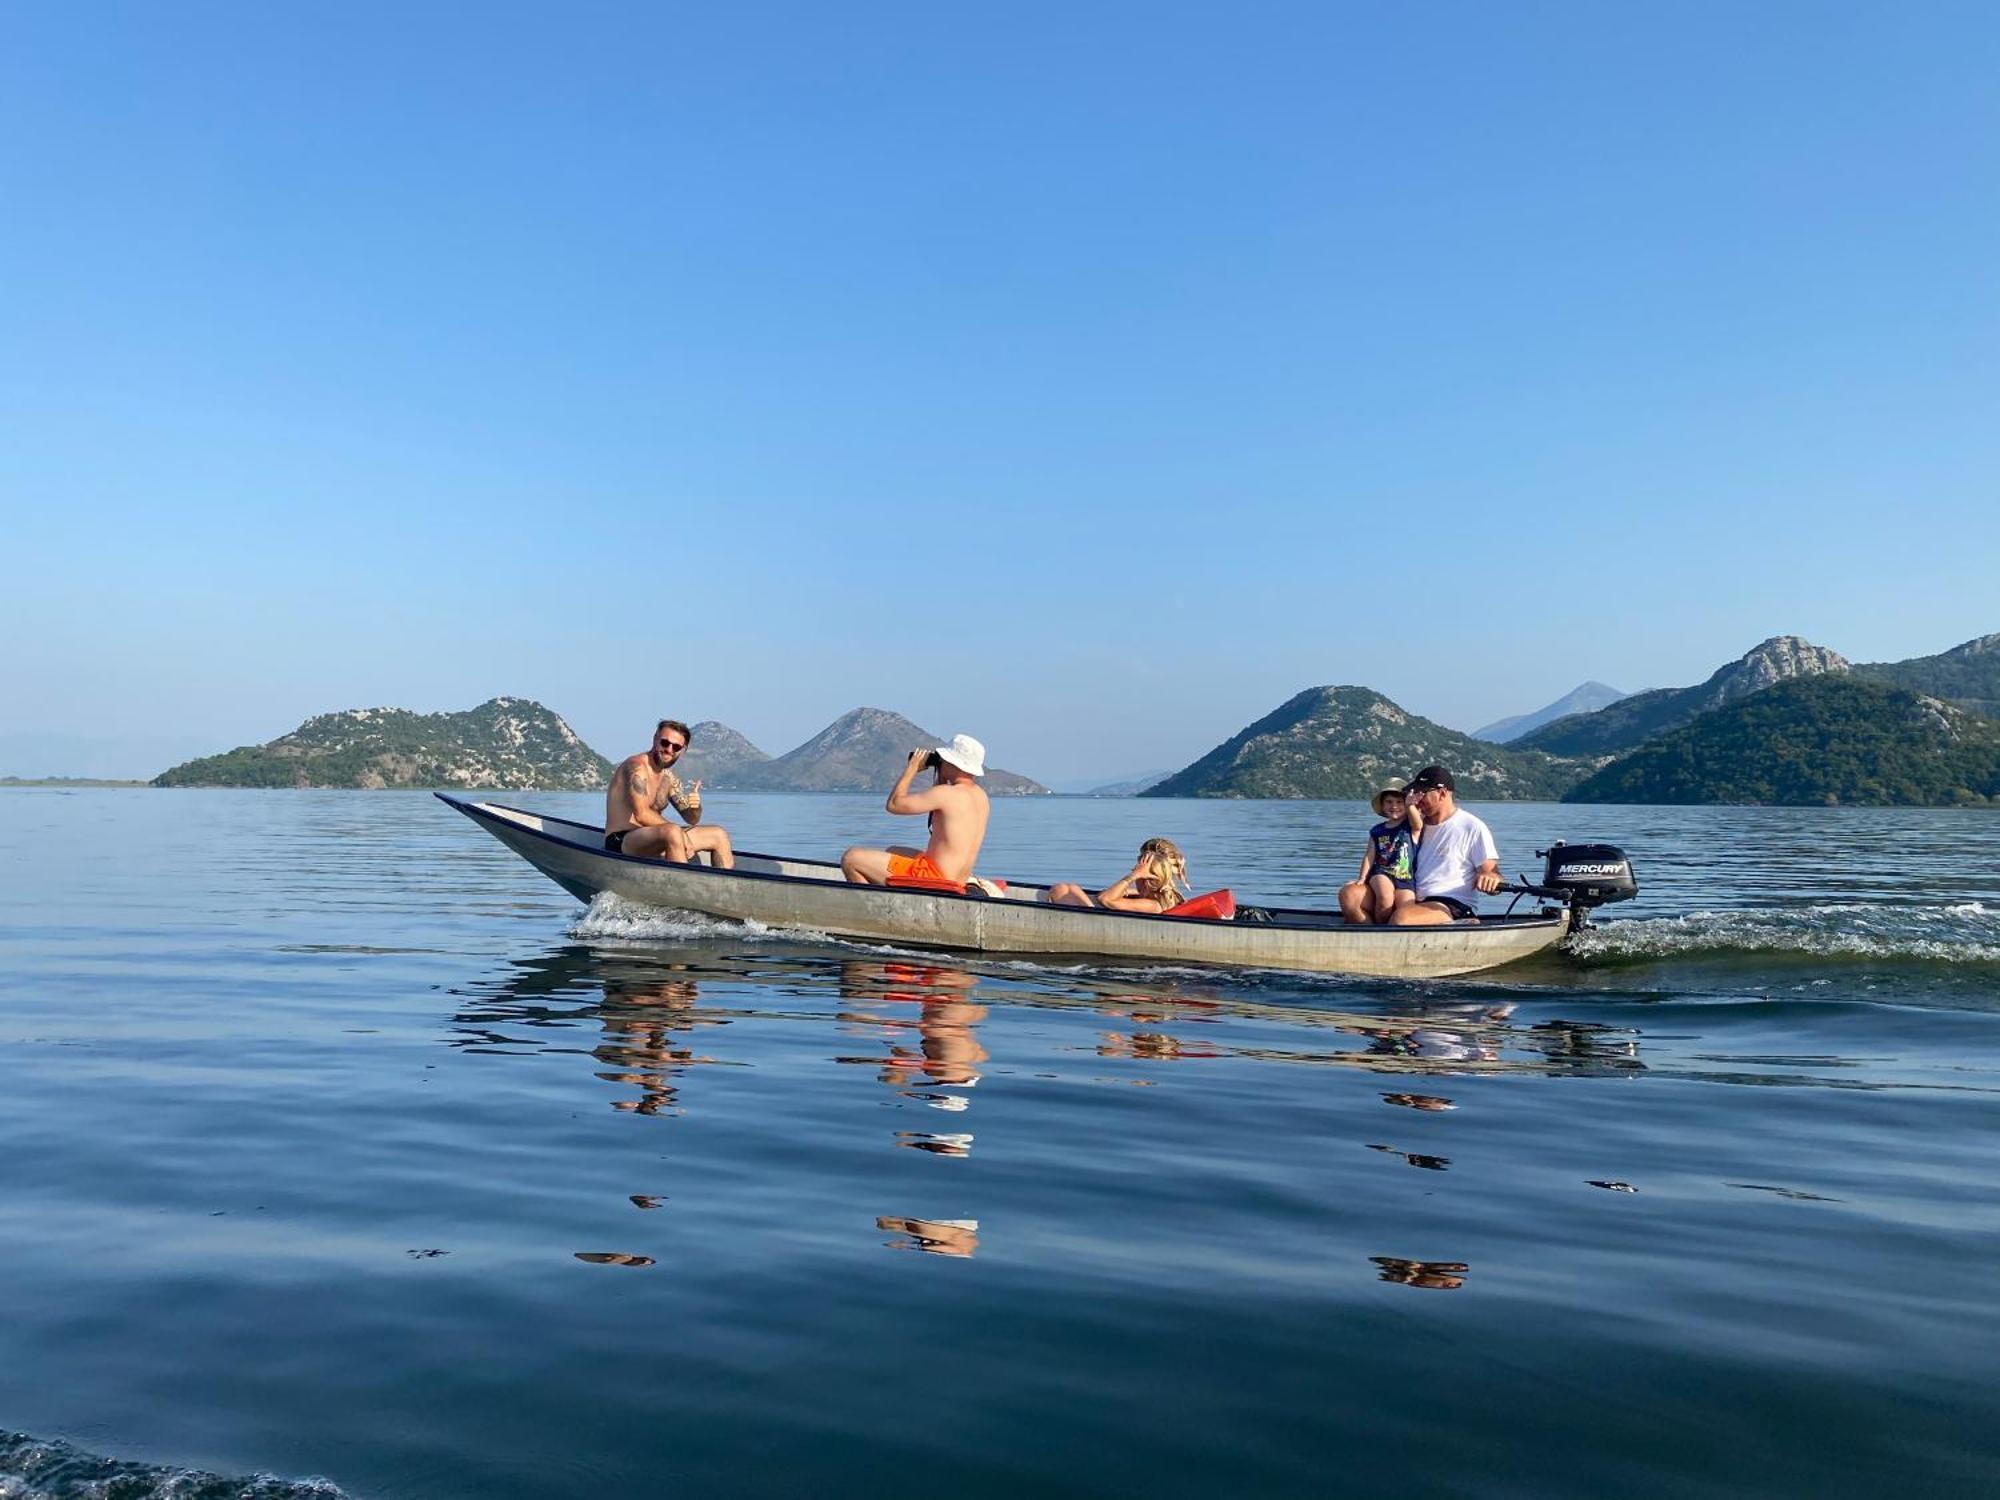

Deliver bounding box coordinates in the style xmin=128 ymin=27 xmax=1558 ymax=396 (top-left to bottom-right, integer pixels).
xmin=2 ymin=789 xmax=1997 ymax=1498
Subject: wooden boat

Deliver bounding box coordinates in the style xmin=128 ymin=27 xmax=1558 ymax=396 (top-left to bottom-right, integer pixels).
xmin=437 ymin=794 xmax=1573 ymax=979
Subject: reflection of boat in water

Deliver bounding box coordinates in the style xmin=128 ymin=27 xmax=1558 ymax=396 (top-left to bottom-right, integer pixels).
xmin=449 ymin=945 xmax=1649 ymax=1105
xmin=449 ymin=946 xmax=734 ymax=1117
xmin=439 ymin=795 xmax=1583 ymax=979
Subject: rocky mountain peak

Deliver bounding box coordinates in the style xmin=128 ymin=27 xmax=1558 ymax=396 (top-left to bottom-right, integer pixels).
xmin=811 ymin=707 xmax=918 ymax=750
xmin=1712 ymin=636 xmax=1851 ymax=704
xmin=676 ymin=721 xmax=771 ymax=785
xmin=687 ymin=721 xmax=767 ymax=755
xmin=726 ymin=708 xmax=1047 ymax=794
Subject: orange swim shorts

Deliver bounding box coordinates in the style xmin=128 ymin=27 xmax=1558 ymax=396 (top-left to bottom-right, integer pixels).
xmin=887 ymin=852 xmax=951 ymax=883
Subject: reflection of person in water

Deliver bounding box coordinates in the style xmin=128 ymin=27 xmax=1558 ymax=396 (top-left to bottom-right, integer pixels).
xmin=1345 ymin=1020 xmax=1501 ymax=1071
xmin=1098 ymin=1026 xmax=1224 ymax=1061
xmin=837 ymin=962 xmax=989 ymax=1091
xmin=1525 ymin=1019 xmax=1646 ymax=1074
xmin=1370 ymin=1256 xmax=1468 ymax=1290
xmin=1333 ymin=999 xmax=1515 ymax=1075
xmin=594 ymin=965 xmax=716 ymax=1116
xmin=877 ymin=1216 xmax=980 ymax=1257
xmin=446 ymin=947 xmax=748 ymax=1120
xmin=1091 ymin=990 xmax=1225 ymax=1063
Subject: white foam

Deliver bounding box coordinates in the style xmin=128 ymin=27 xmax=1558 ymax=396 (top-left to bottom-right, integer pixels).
xmin=1572 ymin=902 xmax=2000 ymax=964
xmin=569 ymin=891 xmax=782 ymax=943
xmin=568 ymin=894 xmax=943 ymax=961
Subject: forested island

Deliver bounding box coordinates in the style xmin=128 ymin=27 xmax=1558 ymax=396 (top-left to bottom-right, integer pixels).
xmin=153 ymin=699 xmax=611 ymax=790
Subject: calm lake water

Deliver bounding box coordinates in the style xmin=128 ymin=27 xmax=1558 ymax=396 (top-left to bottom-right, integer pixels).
xmin=3 ymin=789 xmax=1999 ymax=1498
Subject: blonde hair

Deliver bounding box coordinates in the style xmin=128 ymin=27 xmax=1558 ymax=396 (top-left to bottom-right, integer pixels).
xmin=1136 ymin=838 xmax=1187 ymax=911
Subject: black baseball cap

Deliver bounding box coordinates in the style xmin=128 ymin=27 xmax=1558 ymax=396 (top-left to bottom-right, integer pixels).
xmin=1406 ymin=765 xmax=1456 ymax=793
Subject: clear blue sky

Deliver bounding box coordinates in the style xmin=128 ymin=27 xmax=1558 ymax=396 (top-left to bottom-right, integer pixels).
xmin=4 ymin=2 xmax=1997 ymax=782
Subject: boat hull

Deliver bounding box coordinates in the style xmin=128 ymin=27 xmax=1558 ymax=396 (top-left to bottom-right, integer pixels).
xmin=439 ymin=795 xmax=1570 ymax=980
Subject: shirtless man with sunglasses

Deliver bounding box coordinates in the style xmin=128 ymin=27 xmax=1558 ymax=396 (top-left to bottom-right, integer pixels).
xmin=603 ymin=719 xmax=736 ymax=868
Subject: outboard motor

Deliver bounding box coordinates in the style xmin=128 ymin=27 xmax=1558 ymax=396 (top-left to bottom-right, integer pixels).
xmin=1501 ymin=841 xmax=1638 ymax=929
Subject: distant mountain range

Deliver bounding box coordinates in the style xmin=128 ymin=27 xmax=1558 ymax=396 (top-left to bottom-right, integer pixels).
xmin=153 ymin=699 xmax=611 ymax=789
xmin=155 ymin=703 xmax=1050 ymax=794
xmin=1472 ymin=682 xmax=1628 ymax=744
xmin=1079 ymin=769 xmax=1173 ymax=798
xmin=105 ymin=627 xmax=2000 ymax=807
xmin=1141 ymin=686 xmax=1589 ymax=801
xmin=1513 ymin=636 xmax=1851 ymax=757
xmin=1137 ymin=630 xmax=2000 ymax=807
xmin=694 ymin=708 xmax=1047 ymax=795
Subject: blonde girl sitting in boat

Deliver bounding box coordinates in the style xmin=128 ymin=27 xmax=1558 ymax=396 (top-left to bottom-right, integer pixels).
xmin=1048 ymin=838 xmax=1189 ymax=914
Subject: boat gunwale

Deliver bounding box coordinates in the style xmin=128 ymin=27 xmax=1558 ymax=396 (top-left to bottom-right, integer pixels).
xmin=436 ymin=793 xmax=1567 ymax=939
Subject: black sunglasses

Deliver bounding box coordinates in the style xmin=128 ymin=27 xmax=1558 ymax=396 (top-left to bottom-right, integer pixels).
xmin=657 ymin=738 xmax=687 ymax=754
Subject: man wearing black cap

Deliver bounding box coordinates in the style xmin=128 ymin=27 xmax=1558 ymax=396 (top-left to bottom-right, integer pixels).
xmin=1389 ymin=766 xmax=1501 ymax=925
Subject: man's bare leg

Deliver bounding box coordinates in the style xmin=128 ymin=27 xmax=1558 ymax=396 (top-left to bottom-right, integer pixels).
xmin=1389 ymin=900 xmax=1455 ymax=927
xmin=617 ymin=825 xmax=692 ymax=861
xmin=842 ymin=846 xmax=890 ymax=884
xmin=1338 ymin=880 xmax=1372 ymax=925
xmin=842 ymin=845 xmax=922 ymax=884
xmin=683 ymin=825 xmax=735 ymax=870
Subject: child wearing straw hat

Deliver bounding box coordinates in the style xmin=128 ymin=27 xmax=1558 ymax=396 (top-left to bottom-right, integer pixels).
xmin=1356 ymin=778 xmax=1424 ymax=924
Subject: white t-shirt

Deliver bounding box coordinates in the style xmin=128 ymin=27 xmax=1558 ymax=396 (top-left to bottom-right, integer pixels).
xmin=1412 ymin=807 xmax=1499 ymax=908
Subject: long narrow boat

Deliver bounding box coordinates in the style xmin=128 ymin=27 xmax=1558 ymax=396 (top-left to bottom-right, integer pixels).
xmin=438 ymin=794 xmax=1575 ymax=979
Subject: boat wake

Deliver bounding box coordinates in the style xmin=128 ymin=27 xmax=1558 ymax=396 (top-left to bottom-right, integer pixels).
xmin=0 ymin=1430 xmax=345 ymax=1500
xmin=1570 ymin=901 xmax=2000 ymax=965
xmin=569 ymin=891 xmax=784 ymax=944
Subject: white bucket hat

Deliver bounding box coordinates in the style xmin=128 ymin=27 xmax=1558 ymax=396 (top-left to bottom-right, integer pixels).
xmin=935 ymin=733 xmax=986 ymax=778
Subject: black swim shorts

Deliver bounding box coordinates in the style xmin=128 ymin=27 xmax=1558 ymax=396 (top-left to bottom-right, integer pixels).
xmin=603 ymin=830 xmax=627 ymax=853
xmin=1420 ymin=895 xmax=1476 ymax=921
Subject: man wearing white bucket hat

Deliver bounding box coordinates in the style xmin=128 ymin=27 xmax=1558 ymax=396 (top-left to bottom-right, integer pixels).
xmin=841 ymin=733 xmax=991 ymax=888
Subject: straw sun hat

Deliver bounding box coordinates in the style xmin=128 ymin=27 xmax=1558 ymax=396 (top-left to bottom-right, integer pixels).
xmin=1371 ymin=778 xmax=1410 ymax=817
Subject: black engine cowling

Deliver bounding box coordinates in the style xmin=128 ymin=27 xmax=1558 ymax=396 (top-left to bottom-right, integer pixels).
xmin=1534 ymin=841 xmax=1638 ymax=909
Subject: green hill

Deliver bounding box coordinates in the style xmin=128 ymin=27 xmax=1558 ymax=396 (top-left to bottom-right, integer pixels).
xmin=154 ymin=698 xmax=613 ymax=789
xmin=1563 ymin=677 xmax=2000 ymax=806
xmin=1854 ymin=633 xmax=2000 ymax=719
xmin=1142 ymin=686 xmax=1591 ymax=800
